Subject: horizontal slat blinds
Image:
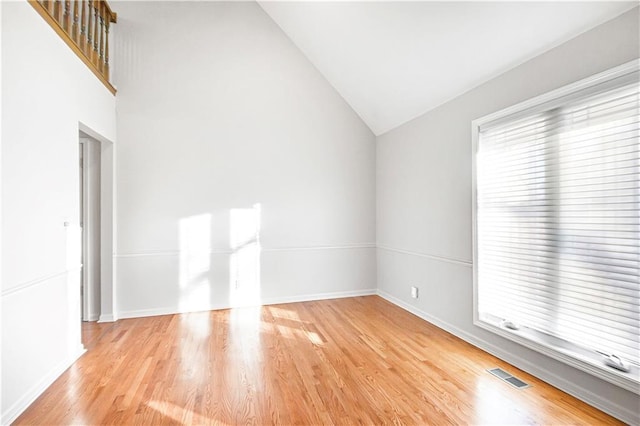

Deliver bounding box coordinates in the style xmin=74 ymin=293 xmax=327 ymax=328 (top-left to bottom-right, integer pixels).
xmin=476 ymin=78 xmax=640 ymax=365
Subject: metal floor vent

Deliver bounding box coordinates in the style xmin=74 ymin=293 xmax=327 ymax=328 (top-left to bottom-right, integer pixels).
xmin=488 ymin=368 xmax=530 ymax=389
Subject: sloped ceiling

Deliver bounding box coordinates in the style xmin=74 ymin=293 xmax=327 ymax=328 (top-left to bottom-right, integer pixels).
xmin=258 ymin=1 xmax=637 ymax=135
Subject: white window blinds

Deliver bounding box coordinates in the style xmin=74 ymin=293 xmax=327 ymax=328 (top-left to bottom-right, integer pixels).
xmin=475 ymin=66 xmax=639 ymax=371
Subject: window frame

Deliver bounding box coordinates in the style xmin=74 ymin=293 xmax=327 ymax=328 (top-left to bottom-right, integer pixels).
xmin=471 ymin=59 xmax=640 ymax=394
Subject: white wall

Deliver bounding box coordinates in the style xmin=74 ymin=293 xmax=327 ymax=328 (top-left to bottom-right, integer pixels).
xmin=113 ymin=1 xmax=376 ymax=317
xmin=1 ymin=2 xmax=116 ymax=423
xmin=376 ymin=8 xmax=639 ymax=424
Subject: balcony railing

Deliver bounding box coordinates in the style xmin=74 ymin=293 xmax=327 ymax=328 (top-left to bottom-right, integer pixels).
xmin=29 ymin=0 xmax=117 ymax=94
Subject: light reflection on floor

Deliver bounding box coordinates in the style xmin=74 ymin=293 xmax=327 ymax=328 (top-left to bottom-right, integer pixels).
xmin=147 ymin=399 xmax=226 ymax=425
xmin=178 ymin=311 xmax=211 ymax=387
xmin=473 ymin=374 xmax=537 ymax=425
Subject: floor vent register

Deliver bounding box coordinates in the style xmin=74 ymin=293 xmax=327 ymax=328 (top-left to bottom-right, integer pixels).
xmin=488 ymin=367 xmax=531 ymax=389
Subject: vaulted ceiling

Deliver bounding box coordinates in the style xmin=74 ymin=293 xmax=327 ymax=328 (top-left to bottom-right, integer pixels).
xmin=258 ymin=1 xmax=637 ymax=135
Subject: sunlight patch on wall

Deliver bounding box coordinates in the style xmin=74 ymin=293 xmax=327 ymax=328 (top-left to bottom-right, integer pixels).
xmin=178 ymin=214 xmax=212 ymax=312
xmin=229 ymin=204 xmax=261 ymax=307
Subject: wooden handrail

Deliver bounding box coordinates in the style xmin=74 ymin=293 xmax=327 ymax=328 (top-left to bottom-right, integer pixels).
xmin=29 ymin=0 xmax=117 ymax=95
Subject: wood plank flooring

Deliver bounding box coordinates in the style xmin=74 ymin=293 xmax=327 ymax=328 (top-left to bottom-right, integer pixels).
xmin=15 ymin=296 xmax=621 ymax=425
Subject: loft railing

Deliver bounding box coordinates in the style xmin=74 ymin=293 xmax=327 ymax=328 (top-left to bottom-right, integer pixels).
xmin=29 ymin=0 xmax=117 ymax=94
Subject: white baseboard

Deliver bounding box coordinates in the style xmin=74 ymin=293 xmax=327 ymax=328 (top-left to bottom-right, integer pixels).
xmin=117 ymin=289 xmax=378 ymax=320
xmin=98 ymin=313 xmax=116 ymax=323
xmin=377 ymin=290 xmax=638 ymax=425
xmin=1 ymin=348 xmax=86 ymax=425
xmin=260 ymin=289 xmax=377 ymax=306
xmin=117 ymin=304 xmax=230 ymax=320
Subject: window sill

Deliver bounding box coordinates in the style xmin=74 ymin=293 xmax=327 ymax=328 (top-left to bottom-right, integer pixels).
xmin=475 ymin=314 xmax=640 ymax=395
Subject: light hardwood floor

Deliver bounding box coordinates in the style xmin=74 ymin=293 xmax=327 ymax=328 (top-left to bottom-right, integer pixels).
xmin=15 ymin=296 xmax=620 ymax=425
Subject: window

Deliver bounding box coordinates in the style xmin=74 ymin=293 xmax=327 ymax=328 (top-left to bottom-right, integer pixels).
xmin=472 ymin=60 xmax=639 ymax=392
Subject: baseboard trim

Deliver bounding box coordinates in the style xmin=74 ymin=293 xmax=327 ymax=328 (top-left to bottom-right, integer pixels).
xmin=98 ymin=313 xmax=116 ymax=323
xmin=1 ymin=348 xmax=86 ymax=425
xmin=376 ymin=290 xmax=637 ymax=425
xmin=117 ymin=289 xmax=378 ymax=320
xmin=260 ymin=289 xmax=377 ymax=305
xmin=117 ymin=304 xmax=230 ymax=319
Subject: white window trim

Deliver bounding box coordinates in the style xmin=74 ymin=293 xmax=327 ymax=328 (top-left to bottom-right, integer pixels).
xmin=471 ymin=59 xmax=640 ymax=394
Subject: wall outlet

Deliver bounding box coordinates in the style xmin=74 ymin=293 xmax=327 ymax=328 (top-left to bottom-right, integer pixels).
xmin=411 ymin=286 xmax=419 ymax=299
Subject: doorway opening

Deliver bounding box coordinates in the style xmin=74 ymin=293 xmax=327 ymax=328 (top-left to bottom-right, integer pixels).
xmin=78 ymin=124 xmax=116 ymax=348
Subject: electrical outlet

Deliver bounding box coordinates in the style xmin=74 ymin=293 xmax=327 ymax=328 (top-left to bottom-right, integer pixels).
xmin=411 ymin=286 xmax=419 ymax=299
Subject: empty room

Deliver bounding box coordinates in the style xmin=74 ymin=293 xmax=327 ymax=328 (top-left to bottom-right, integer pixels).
xmin=1 ymin=0 xmax=639 ymax=424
